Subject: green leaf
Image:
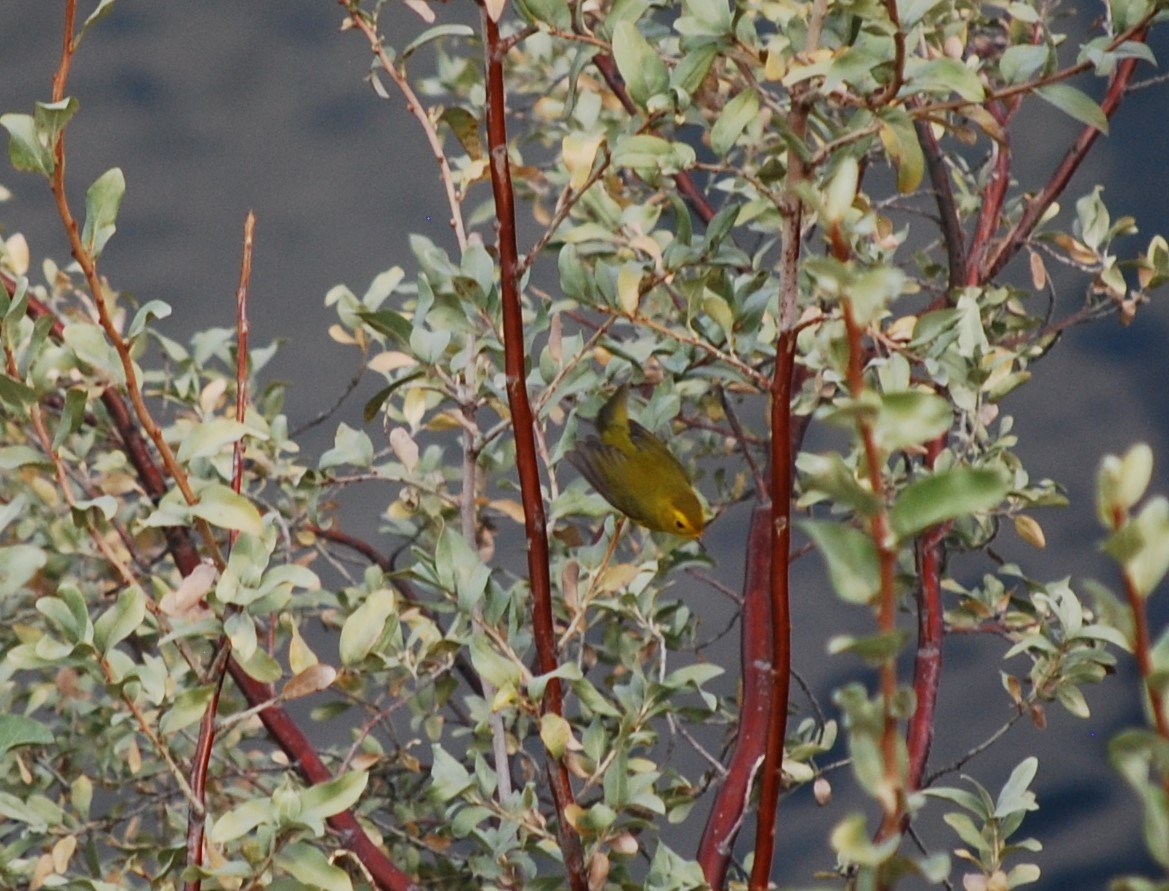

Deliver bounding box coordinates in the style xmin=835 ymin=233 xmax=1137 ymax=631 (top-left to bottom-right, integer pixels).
xmin=873 ymin=391 xmax=952 ymax=452
xmin=0 ymin=715 xmax=54 ymax=758
xmin=190 ymin=484 xmax=264 ymax=535
xmin=435 ymin=527 xmax=491 ymax=611
xmin=210 ymin=797 xmax=273 ymax=843
xmin=999 ymin=44 xmax=1050 ymax=84
xmin=878 ymin=111 xmax=925 ymax=194
xmin=828 ymin=629 xmax=910 ymax=663
xmin=611 ymin=134 xmax=696 ymax=176
xmin=429 ymin=744 xmax=474 ymax=800
xmin=469 ymin=634 xmax=522 ymax=690
xmin=299 ymin=770 xmax=368 ymax=823
xmin=401 ymin=24 xmax=475 ymax=60
xmin=903 ymin=57 xmax=986 ymax=101
xmin=611 ymin=21 xmax=669 ymax=109
xmin=81 ymin=167 xmax=126 ymax=257
xmin=1103 ymin=496 xmax=1169 ymax=597
xmin=126 ymin=299 xmax=173 ymax=340
xmin=36 ymin=585 xmax=92 ymax=644
xmin=160 ymin=685 xmax=214 ymax=735
xmin=669 ymin=44 xmax=717 ymax=99
xmin=93 ymin=586 xmax=146 ymax=654
xmin=53 ymin=388 xmax=88 ymax=450
xmin=799 ymin=520 xmax=880 ymax=604
xmin=177 ymin=419 xmax=252 ymax=462
xmin=1 ymin=112 xmax=53 ymax=176
xmin=1036 ymin=84 xmax=1109 ymax=134
xmin=540 ymin=713 xmax=572 ymax=758
xmin=797 ymin=451 xmax=882 ymax=515
xmin=63 ymin=322 xmax=126 ymax=385
xmin=890 ymin=468 xmax=1009 ymax=540
xmin=409 ymin=325 xmax=452 ymax=364
xmin=678 ymin=0 xmax=732 ymax=36
xmin=0 ymin=544 xmax=47 ymax=598
xmin=319 ymin=423 xmax=374 ymax=469
xmin=711 ymin=89 xmax=759 ymax=156
xmin=830 ymin=813 xmax=900 ymax=866
xmin=1097 ymin=443 xmax=1154 ymax=524
xmin=356 ymin=308 xmax=412 ymax=344
xmin=994 ymin=756 xmax=1039 ymax=818
xmin=513 ymin=0 xmax=572 ymax=30
xmin=0 ymin=374 xmax=35 ymax=409
xmin=339 ymin=587 xmax=397 ymax=665
xmin=274 ymin=842 xmax=355 ymax=891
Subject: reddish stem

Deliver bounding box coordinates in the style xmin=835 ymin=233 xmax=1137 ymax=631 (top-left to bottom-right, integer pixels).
xmin=697 ymin=506 xmax=774 ymax=887
xmin=479 ymin=8 xmax=585 ymax=888
xmin=841 ymin=301 xmax=902 ymax=839
xmin=905 ymin=438 xmax=947 ymax=793
xmin=748 ymin=309 xmax=798 ymax=891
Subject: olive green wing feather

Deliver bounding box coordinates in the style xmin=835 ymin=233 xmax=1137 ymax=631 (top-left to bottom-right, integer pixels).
xmin=566 ymin=436 xmax=653 ymax=526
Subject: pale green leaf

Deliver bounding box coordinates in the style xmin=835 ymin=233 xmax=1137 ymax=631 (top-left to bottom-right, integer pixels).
xmin=890 ymin=468 xmax=1009 ymax=540
xmin=799 ymin=520 xmax=880 ymax=604
xmin=1037 ymin=83 xmax=1109 ymax=133
xmin=190 ymin=484 xmax=263 ymax=535
xmin=81 ymin=167 xmax=125 ymax=257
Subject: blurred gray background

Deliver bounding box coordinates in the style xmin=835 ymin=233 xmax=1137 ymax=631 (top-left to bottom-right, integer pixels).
xmin=3 ymin=2 xmax=1169 ymax=887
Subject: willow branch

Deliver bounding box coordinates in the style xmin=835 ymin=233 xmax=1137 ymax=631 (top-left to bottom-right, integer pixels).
xmin=478 ymin=7 xmax=585 ymax=888
xmin=905 ymin=439 xmax=947 ymax=794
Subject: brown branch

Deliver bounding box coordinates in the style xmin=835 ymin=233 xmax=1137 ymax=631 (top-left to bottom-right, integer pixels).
xmin=911 ymin=108 xmax=966 ymax=293
xmin=963 ymin=104 xmax=1013 ymax=288
xmin=182 ymin=641 xmax=232 ymax=891
xmin=478 ymin=7 xmax=585 ymax=888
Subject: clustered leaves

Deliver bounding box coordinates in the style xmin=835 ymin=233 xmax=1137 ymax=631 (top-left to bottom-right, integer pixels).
xmin=1 ymin=0 xmax=1169 ymax=889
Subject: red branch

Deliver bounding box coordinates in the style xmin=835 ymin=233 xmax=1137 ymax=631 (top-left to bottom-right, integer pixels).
xmin=905 ymin=437 xmax=947 ymax=792
xmin=479 ymin=8 xmax=585 ymax=889
xmin=697 ymin=506 xmax=773 ymax=886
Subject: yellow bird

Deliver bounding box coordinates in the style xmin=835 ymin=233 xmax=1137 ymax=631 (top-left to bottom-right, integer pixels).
xmin=568 ymin=385 xmax=705 ymax=537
